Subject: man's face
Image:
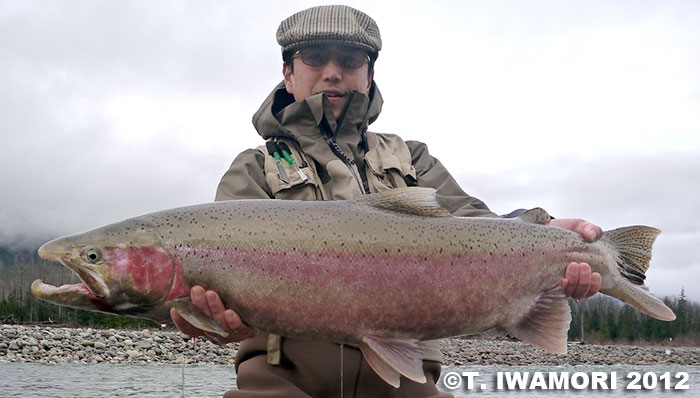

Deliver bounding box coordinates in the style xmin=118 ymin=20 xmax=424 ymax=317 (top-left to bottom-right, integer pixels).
xmin=283 ymin=45 xmax=374 ymax=117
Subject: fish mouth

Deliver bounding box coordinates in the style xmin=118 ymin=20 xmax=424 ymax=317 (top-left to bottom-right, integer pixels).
xmin=30 ymin=276 xmax=114 ymax=312
xmin=31 ymin=279 xmax=97 ymax=308
xmin=33 ymin=239 xmax=110 ymax=309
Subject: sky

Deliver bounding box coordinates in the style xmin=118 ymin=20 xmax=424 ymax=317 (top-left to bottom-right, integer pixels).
xmin=1 ymin=0 xmax=698 ymax=300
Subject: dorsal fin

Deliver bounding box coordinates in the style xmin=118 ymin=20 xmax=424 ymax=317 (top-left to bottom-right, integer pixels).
xmin=517 ymin=208 xmax=552 ymax=225
xmin=355 ymin=187 xmax=450 ymax=217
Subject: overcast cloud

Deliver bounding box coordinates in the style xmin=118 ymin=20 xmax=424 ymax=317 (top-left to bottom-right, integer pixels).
xmin=1 ymin=0 xmax=698 ymax=300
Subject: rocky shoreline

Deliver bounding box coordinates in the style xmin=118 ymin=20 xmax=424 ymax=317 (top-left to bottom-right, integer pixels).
xmin=440 ymin=338 xmax=700 ymax=366
xmin=0 ymin=324 xmax=236 ymax=365
xmin=2 ymin=324 xmax=699 ymax=366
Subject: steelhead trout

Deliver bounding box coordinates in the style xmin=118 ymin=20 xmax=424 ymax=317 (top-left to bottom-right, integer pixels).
xmin=32 ymin=187 xmax=675 ymax=387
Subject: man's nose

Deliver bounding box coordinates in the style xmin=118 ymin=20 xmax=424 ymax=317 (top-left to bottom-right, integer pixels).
xmin=321 ymin=59 xmax=342 ymax=81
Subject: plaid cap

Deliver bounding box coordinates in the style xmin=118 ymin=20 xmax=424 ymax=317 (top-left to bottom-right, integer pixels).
xmin=277 ymin=5 xmax=382 ymax=54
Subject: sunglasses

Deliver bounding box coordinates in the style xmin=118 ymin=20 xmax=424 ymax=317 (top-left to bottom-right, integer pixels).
xmin=292 ymin=47 xmax=370 ymax=69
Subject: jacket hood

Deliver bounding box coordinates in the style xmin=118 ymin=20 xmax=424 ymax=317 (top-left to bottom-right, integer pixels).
xmin=252 ymin=80 xmax=383 ymax=141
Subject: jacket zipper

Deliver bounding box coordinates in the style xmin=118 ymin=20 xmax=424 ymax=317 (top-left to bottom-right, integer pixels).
xmin=325 ymin=138 xmax=369 ymax=195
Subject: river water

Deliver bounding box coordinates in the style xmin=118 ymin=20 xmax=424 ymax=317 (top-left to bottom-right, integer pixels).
xmin=1 ymin=362 xmax=698 ymax=397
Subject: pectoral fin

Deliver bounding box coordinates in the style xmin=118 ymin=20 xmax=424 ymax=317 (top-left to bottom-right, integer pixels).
xmin=171 ymin=299 xmax=229 ymax=338
xmin=359 ymin=335 xmax=427 ymax=388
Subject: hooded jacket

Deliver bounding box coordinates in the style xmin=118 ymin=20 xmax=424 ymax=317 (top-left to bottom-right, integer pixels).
xmin=216 ymin=81 xmax=496 ymax=218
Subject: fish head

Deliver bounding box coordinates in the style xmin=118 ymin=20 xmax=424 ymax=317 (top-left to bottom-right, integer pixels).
xmin=32 ymin=219 xmax=175 ymax=321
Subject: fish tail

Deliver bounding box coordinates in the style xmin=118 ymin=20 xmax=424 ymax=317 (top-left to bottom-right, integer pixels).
xmin=599 ymin=226 xmax=676 ymax=321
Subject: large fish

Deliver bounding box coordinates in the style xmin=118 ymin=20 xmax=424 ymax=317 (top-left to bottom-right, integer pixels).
xmin=32 ymin=187 xmax=674 ymax=387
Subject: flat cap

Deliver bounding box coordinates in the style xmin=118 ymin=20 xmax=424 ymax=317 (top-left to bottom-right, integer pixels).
xmin=277 ymin=5 xmax=382 ymax=54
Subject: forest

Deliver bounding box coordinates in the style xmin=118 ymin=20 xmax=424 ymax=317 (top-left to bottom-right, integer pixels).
xmin=568 ymin=290 xmax=698 ymax=345
xmin=2 ymin=245 xmax=698 ymax=344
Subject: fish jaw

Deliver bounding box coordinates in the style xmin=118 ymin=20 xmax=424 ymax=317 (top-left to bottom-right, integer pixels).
xmin=30 ymin=279 xmax=115 ymax=312
xmin=33 ymin=224 xmax=178 ymax=321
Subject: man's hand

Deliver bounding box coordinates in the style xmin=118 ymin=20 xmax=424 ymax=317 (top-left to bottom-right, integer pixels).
xmin=561 ymin=261 xmax=602 ymax=300
xmin=548 ymin=218 xmax=602 ymax=243
xmin=548 ymin=218 xmax=603 ymax=300
xmin=170 ymin=285 xmax=257 ymax=345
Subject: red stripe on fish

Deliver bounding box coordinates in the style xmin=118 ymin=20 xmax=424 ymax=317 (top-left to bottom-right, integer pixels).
xmin=169 ymin=244 xmax=573 ymax=340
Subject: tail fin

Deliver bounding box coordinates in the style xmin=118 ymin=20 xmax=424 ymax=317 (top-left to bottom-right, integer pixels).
xmin=600 ymin=226 xmax=676 ymax=321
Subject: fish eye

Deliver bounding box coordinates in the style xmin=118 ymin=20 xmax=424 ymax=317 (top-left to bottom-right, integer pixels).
xmin=85 ymin=248 xmax=102 ymax=263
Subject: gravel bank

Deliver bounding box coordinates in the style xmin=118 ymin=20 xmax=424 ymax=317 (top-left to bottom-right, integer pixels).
xmin=2 ymin=324 xmax=699 ymax=366
xmin=0 ymin=324 xmax=237 ymax=365
xmin=439 ymin=338 xmax=700 ymax=366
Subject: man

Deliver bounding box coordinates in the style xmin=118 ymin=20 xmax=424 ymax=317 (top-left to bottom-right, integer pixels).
xmin=172 ymin=5 xmax=602 ymax=397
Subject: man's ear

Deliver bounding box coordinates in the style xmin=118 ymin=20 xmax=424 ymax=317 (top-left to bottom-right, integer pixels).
xmin=283 ymin=63 xmax=293 ymax=94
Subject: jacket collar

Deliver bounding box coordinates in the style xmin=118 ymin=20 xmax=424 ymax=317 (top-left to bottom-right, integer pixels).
xmin=252 ymin=80 xmax=383 ymax=142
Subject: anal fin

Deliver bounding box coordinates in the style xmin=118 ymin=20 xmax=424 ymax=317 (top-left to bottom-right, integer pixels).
xmin=504 ymin=285 xmax=571 ymax=354
xmin=171 ymin=299 xmax=229 ymax=338
xmin=359 ymin=343 xmax=401 ymax=387
xmin=359 ymin=335 xmax=427 ymax=388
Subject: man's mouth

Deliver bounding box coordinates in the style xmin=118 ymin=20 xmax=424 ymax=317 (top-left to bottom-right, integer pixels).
xmin=319 ymin=90 xmax=345 ymax=100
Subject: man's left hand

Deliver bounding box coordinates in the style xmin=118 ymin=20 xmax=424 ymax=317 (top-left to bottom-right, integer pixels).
xmin=548 ymin=218 xmax=603 ymax=300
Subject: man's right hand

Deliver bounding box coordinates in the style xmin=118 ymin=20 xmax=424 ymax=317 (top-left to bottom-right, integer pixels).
xmin=170 ymin=285 xmax=257 ymax=345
